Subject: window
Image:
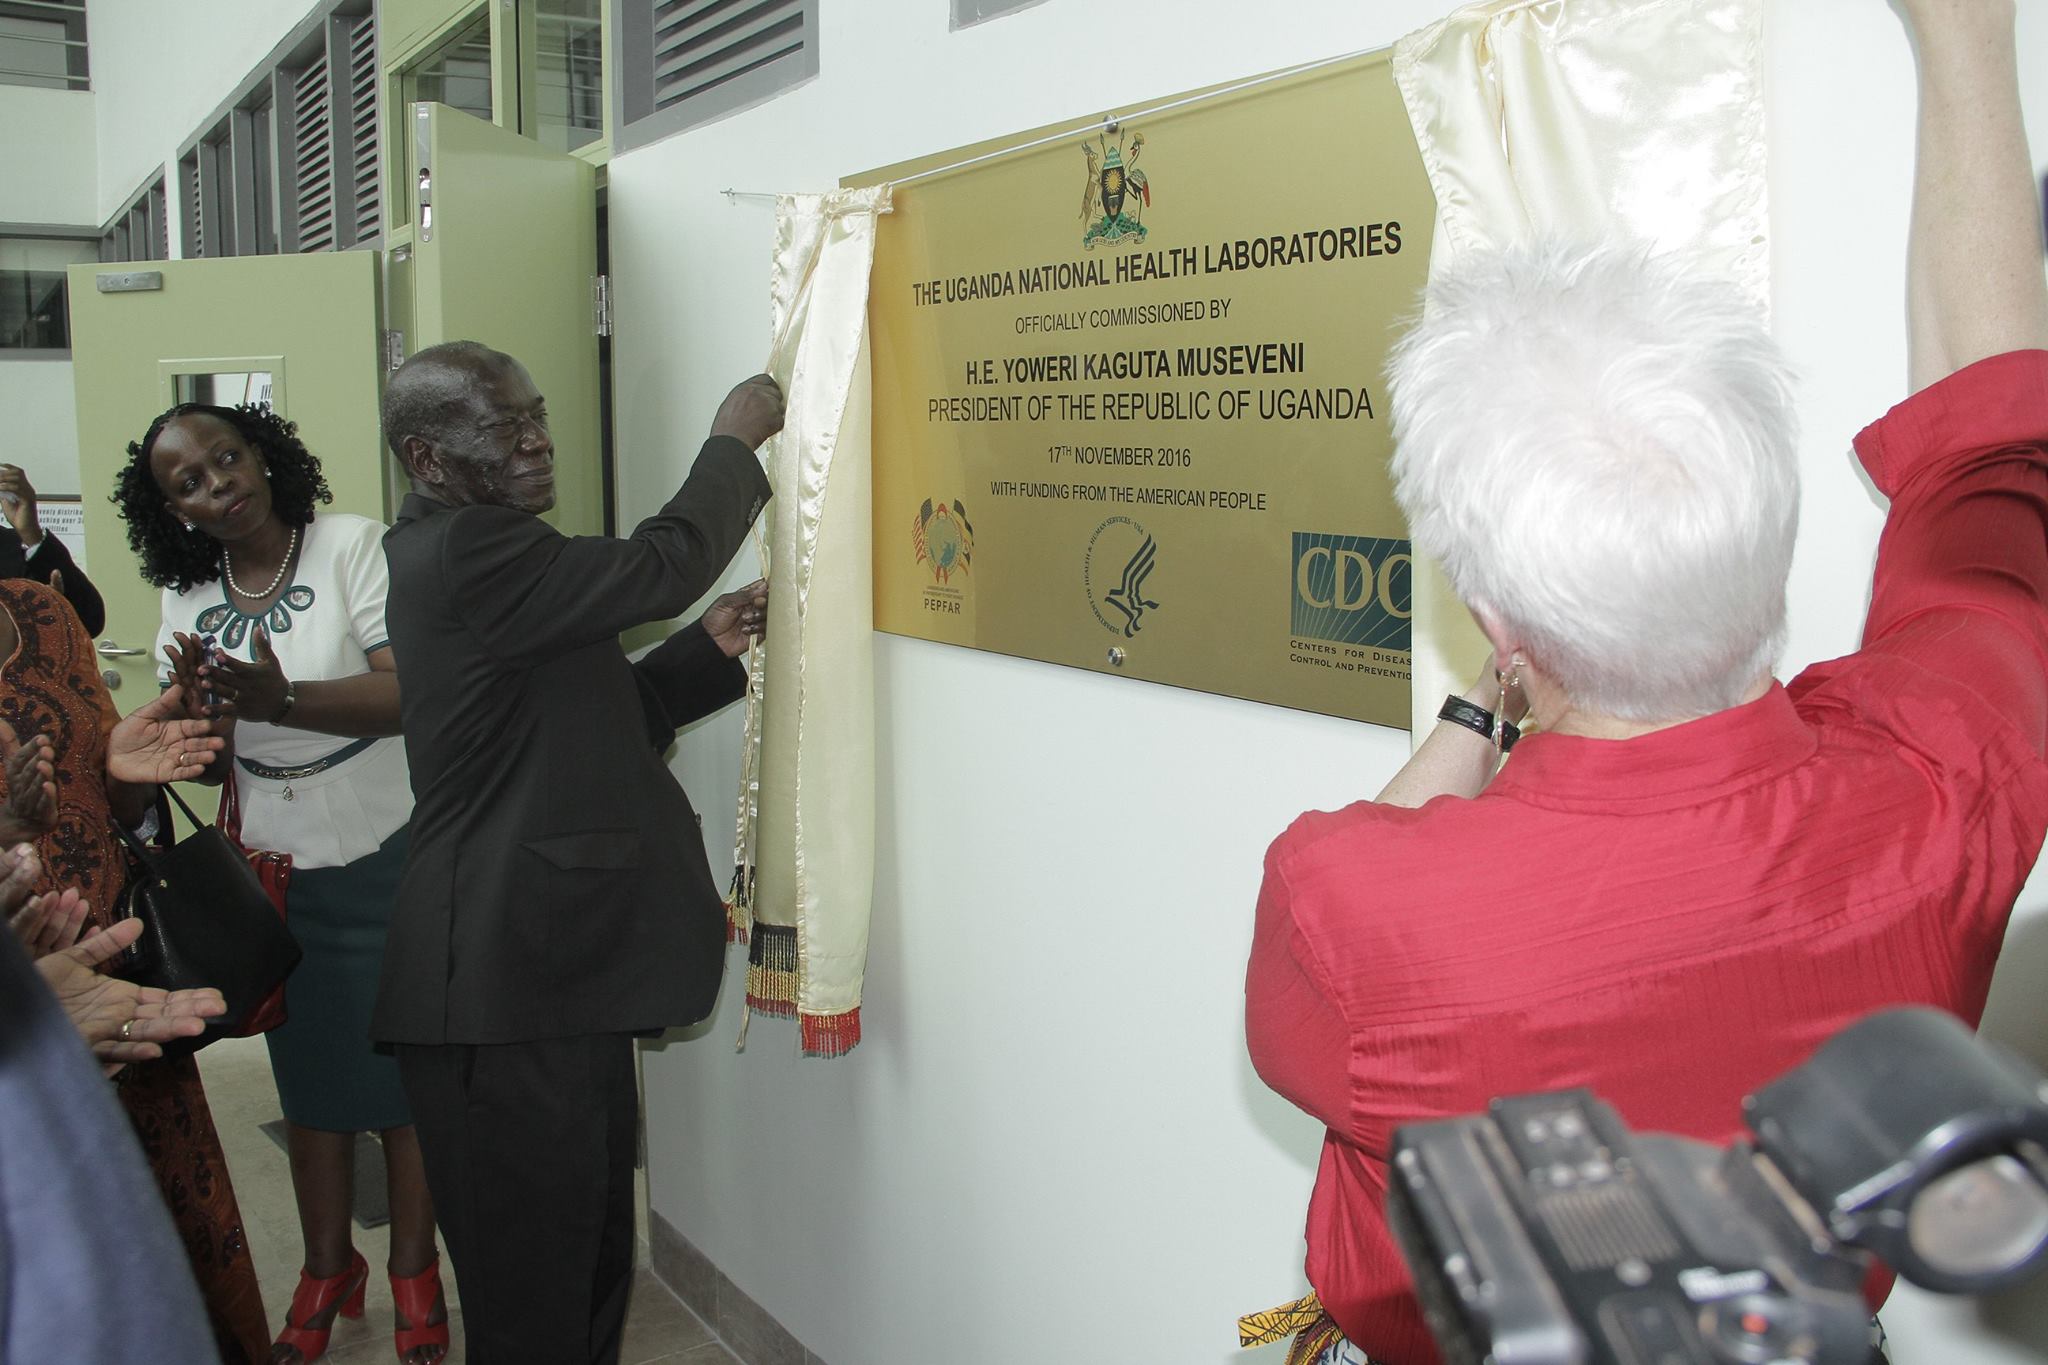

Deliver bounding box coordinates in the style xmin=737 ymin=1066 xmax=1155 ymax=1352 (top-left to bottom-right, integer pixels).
xmin=178 ymin=1 xmax=380 ymax=258
xmin=0 ymin=0 xmax=87 ymax=92
xmin=536 ymin=0 xmax=604 ymax=153
xmin=950 ymin=0 xmax=1046 ymax=27
xmin=0 ymin=235 xmax=98 ymax=353
xmin=100 ymin=172 xmax=169 ymax=263
xmin=614 ymin=0 xmax=817 ymax=153
xmin=410 ymin=11 xmax=493 ymax=123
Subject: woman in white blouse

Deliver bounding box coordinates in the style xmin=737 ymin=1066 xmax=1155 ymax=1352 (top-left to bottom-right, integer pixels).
xmin=117 ymin=403 xmax=448 ymax=1365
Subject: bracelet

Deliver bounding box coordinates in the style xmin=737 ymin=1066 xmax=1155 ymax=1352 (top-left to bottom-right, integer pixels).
xmin=272 ymin=680 xmax=297 ymax=725
xmin=1438 ymin=694 xmax=1519 ymax=751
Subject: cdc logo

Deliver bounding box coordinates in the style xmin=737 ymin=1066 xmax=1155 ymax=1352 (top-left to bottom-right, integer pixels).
xmin=1290 ymin=533 xmax=1411 ymax=650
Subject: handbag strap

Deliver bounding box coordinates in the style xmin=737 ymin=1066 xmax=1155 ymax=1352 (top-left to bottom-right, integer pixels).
xmin=113 ymin=783 xmax=218 ymax=868
xmin=219 ymin=767 xmax=243 ymax=844
xmin=160 ymin=781 xmax=212 ymax=833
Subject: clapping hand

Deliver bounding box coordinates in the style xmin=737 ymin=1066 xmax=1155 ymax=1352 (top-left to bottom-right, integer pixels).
xmin=38 ymin=915 xmax=224 ymax=1075
xmin=3 ymin=842 xmax=62 ymax=952
xmin=108 ymin=686 xmax=227 ymax=785
xmin=0 ymin=719 xmax=58 ymax=840
xmin=163 ymin=632 xmax=234 ymax=723
xmin=8 ymin=871 xmax=88 ymax=965
xmin=0 ymin=464 xmax=42 ymax=546
xmin=3 ymin=843 xmax=222 ymax=1073
xmin=202 ymin=625 xmax=292 ymax=724
xmin=703 ymin=579 xmax=769 ymax=658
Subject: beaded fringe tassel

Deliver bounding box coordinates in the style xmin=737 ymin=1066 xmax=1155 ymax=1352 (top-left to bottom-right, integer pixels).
xmin=724 ymin=865 xmax=755 ymax=943
xmin=799 ymin=1007 xmax=862 ymax=1058
xmin=744 ymin=924 xmax=800 ymax=1018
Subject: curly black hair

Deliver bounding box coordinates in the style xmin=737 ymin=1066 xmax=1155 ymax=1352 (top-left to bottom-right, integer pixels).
xmin=112 ymin=403 xmax=333 ymax=592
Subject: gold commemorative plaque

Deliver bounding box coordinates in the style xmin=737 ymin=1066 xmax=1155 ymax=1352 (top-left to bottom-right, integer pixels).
xmin=858 ymin=50 xmax=1434 ymax=727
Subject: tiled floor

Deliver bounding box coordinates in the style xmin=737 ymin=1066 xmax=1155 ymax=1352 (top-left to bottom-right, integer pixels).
xmin=194 ymin=1034 xmax=741 ymax=1365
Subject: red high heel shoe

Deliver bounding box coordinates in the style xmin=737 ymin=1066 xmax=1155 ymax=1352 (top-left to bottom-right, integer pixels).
xmin=275 ymin=1249 xmax=368 ymax=1362
xmin=390 ymin=1254 xmax=451 ymax=1363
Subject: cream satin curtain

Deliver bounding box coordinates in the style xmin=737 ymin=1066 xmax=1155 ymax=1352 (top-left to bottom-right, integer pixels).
xmin=1391 ymin=0 xmax=1767 ymax=735
xmin=728 ymin=186 xmax=891 ymax=1056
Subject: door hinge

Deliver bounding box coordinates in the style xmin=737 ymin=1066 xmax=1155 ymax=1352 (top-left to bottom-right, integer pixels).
xmin=592 ymin=274 xmax=612 ymax=338
xmin=383 ymin=330 xmax=405 ymax=371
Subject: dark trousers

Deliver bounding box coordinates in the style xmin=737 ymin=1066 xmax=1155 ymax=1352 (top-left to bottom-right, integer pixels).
xmin=396 ymin=1035 xmax=639 ymax=1365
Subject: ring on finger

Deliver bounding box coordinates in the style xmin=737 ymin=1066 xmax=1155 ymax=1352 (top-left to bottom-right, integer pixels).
xmin=120 ymin=1018 xmax=134 ymax=1041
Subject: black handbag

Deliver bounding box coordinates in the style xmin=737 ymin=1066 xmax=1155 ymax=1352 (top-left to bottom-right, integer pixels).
xmin=110 ymin=784 xmax=303 ymax=1058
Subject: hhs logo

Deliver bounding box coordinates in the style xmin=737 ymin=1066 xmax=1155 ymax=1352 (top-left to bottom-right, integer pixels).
xmin=1291 ymin=533 xmax=1411 ymax=650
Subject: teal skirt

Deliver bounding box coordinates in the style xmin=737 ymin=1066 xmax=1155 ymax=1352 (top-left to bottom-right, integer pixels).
xmin=264 ymin=824 xmax=412 ymax=1132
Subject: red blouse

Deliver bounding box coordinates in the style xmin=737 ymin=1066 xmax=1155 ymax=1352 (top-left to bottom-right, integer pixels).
xmin=1246 ymin=350 xmax=2048 ymax=1364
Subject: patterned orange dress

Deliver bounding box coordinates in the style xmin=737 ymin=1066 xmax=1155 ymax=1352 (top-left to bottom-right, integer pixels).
xmin=0 ymin=579 xmax=270 ymax=1364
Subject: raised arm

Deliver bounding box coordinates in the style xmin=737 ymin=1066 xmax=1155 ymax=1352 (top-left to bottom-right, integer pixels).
xmin=436 ymin=372 xmax=781 ymax=667
xmin=448 ymin=437 xmax=772 ymax=668
xmin=1901 ymin=0 xmax=2048 ymax=391
xmin=1843 ymin=1 xmax=2048 ymax=751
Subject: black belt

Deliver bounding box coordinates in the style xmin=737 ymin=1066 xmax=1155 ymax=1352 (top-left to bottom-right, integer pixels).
xmin=235 ymin=736 xmax=378 ymax=781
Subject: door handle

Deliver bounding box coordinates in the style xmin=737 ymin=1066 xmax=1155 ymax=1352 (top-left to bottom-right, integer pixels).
xmin=415 ymin=103 xmax=434 ymax=242
xmin=96 ymin=641 xmax=149 ymax=657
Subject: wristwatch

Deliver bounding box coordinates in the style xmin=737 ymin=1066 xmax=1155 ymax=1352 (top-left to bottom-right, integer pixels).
xmin=1438 ymin=694 xmax=1519 ymax=751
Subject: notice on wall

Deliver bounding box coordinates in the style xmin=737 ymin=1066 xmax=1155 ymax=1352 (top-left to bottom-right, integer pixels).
xmin=34 ymin=497 xmax=87 ymax=571
xmin=858 ymin=50 xmax=1435 ymax=727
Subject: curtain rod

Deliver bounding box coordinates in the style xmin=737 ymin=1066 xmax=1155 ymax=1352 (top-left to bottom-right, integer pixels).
xmin=717 ymin=42 xmax=1380 ymax=201
xmin=891 ymin=45 xmax=1375 ymax=189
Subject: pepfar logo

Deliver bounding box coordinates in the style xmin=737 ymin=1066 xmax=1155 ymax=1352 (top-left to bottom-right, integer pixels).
xmin=1291 ymin=533 xmax=1411 ymax=650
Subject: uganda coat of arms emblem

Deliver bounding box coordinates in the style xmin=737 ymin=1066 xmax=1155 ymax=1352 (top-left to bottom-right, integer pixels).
xmin=1080 ymin=127 xmax=1150 ymax=250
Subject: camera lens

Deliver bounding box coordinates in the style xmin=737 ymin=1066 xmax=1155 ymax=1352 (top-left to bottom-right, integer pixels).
xmin=1906 ymin=1150 xmax=2048 ymax=1281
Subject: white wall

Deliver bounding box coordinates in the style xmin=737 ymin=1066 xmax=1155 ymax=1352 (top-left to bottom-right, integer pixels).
xmin=0 ymin=87 xmax=96 ymax=225
xmin=0 ymin=360 xmax=84 ymax=497
xmin=0 ymin=3 xmax=329 ymax=531
xmin=0 ymin=81 xmax=94 ymax=513
xmin=615 ymin=2 xmax=2048 ymax=1364
xmin=85 ymin=0 xmax=324 ymax=229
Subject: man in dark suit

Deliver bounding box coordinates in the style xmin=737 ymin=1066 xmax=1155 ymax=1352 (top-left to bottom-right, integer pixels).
xmin=373 ymin=340 xmax=781 ymax=1364
xmin=0 ymin=463 xmax=104 ymax=635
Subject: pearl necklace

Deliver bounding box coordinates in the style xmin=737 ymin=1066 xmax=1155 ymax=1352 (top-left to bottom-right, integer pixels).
xmin=223 ymin=524 xmax=298 ymax=601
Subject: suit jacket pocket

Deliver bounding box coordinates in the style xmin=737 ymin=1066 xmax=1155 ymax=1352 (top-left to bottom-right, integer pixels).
xmin=520 ymin=828 xmax=639 ymax=870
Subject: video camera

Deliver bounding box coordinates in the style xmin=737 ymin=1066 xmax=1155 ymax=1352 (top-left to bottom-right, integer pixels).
xmin=1387 ymin=1008 xmax=2048 ymax=1365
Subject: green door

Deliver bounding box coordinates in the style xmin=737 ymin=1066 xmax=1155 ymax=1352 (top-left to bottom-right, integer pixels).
xmin=408 ymin=100 xmax=602 ymax=536
xmin=65 ymin=251 xmax=387 ymax=706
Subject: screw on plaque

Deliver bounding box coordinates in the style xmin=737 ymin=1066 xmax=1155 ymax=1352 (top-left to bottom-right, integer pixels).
xmin=1107 ymin=647 xmax=1126 ymax=667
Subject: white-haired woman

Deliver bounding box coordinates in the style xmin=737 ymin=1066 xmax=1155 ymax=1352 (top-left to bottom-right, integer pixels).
xmin=1246 ymin=3 xmax=2048 ymax=1362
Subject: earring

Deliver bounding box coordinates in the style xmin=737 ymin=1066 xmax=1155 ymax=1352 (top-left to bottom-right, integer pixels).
xmin=182 ymin=521 xmax=195 ymax=532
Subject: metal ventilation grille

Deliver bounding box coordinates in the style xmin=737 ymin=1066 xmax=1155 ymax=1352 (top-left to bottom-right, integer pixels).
xmin=155 ymin=180 xmax=170 ymax=259
xmin=348 ymin=13 xmax=379 ymax=242
xmin=1537 ymin=1182 xmax=1682 ymax=1271
xmin=186 ymin=156 xmax=204 ymax=257
xmin=293 ymin=55 xmax=336 ymax=253
xmin=651 ymin=0 xmax=807 ymax=113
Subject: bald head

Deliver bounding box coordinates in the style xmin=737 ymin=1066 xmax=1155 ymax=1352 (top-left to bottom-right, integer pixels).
xmin=382 ymin=340 xmax=516 ymax=472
